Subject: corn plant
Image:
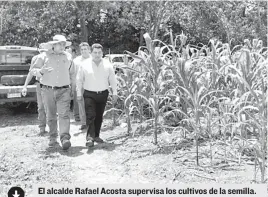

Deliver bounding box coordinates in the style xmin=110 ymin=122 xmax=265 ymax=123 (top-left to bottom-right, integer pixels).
xmin=125 ymin=33 xmax=178 ymax=144
xmin=134 ymin=74 xmax=152 ymax=122
xmin=116 ymin=65 xmax=141 ymax=134
xmin=104 ymin=97 xmax=123 ymax=128
xmin=202 ymin=40 xmax=237 ymax=136
xmin=166 ymin=47 xmax=217 ymax=166
xmin=216 ymin=97 xmax=239 ymax=163
xmin=178 ymin=72 xmax=220 ymax=166
xmin=227 ymin=44 xmax=267 ymax=183
xmin=165 ymin=33 xmax=224 ymax=166
xmin=104 ymin=73 xmax=133 ymax=128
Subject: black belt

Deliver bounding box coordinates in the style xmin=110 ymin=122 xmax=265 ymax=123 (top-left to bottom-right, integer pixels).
xmin=85 ymin=89 xmax=108 ymax=94
xmin=40 ymin=84 xmax=70 ymax=89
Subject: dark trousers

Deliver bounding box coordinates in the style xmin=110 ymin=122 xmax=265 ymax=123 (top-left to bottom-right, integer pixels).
xmin=83 ymin=89 xmax=109 ymax=140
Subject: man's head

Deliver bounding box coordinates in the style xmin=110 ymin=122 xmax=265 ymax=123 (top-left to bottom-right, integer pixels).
xmin=65 ymin=46 xmax=76 ymax=56
xmin=79 ymin=42 xmax=91 ymax=58
xmin=47 ymin=35 xmax=71 ymax=53
xmin=65 ymin=46 xmax=72 ymax=54
xmin=53 ymin=42 xmax=66 ymax=53
xmin=38 ymin=43 xmax=51 ymax=53
xmin=91 ymin=43 xmax=103 ymax=62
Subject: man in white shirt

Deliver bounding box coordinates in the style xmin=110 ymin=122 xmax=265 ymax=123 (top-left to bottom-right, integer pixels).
xmin=73 ymin=42 xmax=91 ymax=130
xmin=76 ymin=43 xmax=118 ymax=147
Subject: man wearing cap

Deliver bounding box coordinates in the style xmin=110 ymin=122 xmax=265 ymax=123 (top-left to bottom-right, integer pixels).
xmin=30 ymin=35 xmax=75 ymax=150
xmin=22 ymin=43 xmax=50 ymax=135
xmin=76 ymin=43 xmax=118 ymax=147
xmin=73 ymin=42 xmax=91 ymax=130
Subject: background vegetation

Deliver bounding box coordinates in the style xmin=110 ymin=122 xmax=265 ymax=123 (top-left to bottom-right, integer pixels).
xmin=0 ymin=1 xmax=267 ymax=54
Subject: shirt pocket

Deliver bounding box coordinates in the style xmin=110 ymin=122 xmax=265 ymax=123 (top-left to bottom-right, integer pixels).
xmin=62 ymin=57 xmax=70 ymax=69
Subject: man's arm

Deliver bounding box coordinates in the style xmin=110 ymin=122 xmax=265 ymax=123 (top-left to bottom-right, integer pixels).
xmin=30 ymin=53 xmax=53 ymax=76
xmin=69 ymin=60 xmax=76 ymax=95
xmin=21 ymin=72 xmax=34 ymax=96
xmin=22 ymin=55 xmax=38 ymax=96
xmin=73 ymin=57 xmax=79 ymax=77
xmin=76 ymin=65 xmax=84 ymax=98
xmin=24 ymin=72 xmax=34 ymax=86
xmin=30 ymin=55 xmax=45 ymax=77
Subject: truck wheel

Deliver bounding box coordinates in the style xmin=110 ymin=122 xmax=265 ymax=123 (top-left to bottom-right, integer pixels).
xmin=26 ymin=102 xmax=38 ymax=114
xmin=1 ymin=75 xmax=35 ymax=86
xmin=6 ymin=102 xmax=21 ymax=108
xmin=9 ymin=102 xmax=38 ymax=114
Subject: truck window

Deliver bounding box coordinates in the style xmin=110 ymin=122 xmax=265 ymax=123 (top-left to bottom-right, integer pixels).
xmin=0 ymin=51 xmax=38 ymax=65
xmin=112 ymin=57 xmax=124 ymax=63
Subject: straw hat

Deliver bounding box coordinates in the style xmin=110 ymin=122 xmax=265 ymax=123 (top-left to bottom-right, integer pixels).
xmin=46 ymin=35 xmax=72 ymax=47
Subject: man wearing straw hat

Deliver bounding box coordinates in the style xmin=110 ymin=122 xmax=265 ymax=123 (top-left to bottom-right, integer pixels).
xmin=22 ymin=43 xmax=50 ymax=136
xmin=30 ymin=35 xmax=75 ymax=150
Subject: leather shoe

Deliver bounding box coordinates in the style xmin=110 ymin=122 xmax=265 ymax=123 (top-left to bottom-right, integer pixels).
xmin=48 ymin=138 xmax=58 ymax=147
xmin=38 ymin=130 xmax=48 ymax=136
xmin=86 ymin=140 xmax=94 ymax=147
xmin=80 ymin=125 xmax=87 ymax=130
xmin=62 ymin=139 xmax=71 ymax=150
xmin=75 ymin=118 xmax=81 ymax=122
xmin=94 ymin=137 xmax=104 ymax=143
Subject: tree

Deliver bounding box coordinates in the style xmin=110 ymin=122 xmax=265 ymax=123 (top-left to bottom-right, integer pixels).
xmin=0 ymin=1 xmax=266 ymax=52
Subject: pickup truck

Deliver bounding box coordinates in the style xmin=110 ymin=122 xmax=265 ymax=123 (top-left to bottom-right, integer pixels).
xmin=103 ymin=54 xmax=133 ymax=74
xmin=0 ymin=46 xmax=39 ymax=108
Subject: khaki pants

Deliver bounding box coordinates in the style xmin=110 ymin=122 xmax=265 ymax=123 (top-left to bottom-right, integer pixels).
xmin=73 ymin=88 xmax=86 ymax=125
xmin=41 ymin=86 xmax=71 ymax=142
xmin=36 ymin=83 xmax=46 ymax=131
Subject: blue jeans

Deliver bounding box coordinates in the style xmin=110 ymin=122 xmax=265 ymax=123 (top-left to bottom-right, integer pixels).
xmin=41 ymin=86 xmax=71 ymax=142
xmin=36 ymin=83 xmax=46 ymax=132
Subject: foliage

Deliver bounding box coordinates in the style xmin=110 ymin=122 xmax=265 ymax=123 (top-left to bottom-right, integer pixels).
xmin=118 ymin=31 xmax=266 ymax=182
xmin=0 ymin=1 xmax=266 ymax=53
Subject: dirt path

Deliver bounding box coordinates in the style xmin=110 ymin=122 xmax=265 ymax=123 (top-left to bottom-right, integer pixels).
xmin=0 ymin=106 xmax=258 ymax=196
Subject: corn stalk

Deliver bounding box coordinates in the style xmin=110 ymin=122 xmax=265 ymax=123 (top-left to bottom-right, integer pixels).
xmin=126 ymin=33 xmax=173 ymax=144
xmin=117 ymin=66 xmax=141 ymax=134
xmin=228 ymin=46 xmax=267 ymax=182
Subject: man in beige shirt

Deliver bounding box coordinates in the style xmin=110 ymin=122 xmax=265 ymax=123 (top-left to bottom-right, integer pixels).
xmin=76 ymin=43 xmax=118 ymax=147
xmin=30 ymin=35 xmax=75 ymax=150
xmin=73 ymin=42 xmax=91 ymax=130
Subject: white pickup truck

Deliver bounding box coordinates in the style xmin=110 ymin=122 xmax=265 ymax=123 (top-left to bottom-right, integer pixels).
xmin=0 ymin=46 xmax=39 ymax=107
xmin=103 ymin=54 xmax=133 ymax=74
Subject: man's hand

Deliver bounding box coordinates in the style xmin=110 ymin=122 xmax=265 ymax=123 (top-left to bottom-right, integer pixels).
xmin=112 ymin=95 xmax=118 ymax=104
xmin=77 ymin=96 xmax=82 ymax=101
xmin=40 ymin=64 xmax=53 ymax=74
xmin=70 ymin=90 xmax=74 ymax=99
xmin=21 ymin=87 xmax=27 ymax=97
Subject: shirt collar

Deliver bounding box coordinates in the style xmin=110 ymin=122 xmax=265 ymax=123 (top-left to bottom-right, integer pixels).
xmin=81 ymin=55 xmax=91 ymax=60
xmin=92 ymin=59 xmax=103 ymax=66
xmin=49 ymin=50 xmax=65 ymax=55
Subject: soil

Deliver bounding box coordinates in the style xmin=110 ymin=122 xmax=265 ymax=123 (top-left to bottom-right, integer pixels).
xmin=0 ymin=105 xmax=261 ymax=196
